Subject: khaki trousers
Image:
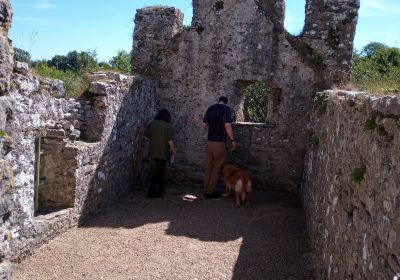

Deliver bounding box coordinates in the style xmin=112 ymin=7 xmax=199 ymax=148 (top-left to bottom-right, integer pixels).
xmin=203 ymin=141 xmax=226 ymax=194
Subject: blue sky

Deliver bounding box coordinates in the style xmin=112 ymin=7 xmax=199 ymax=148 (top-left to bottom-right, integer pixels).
xmin=9 ymin=0 xmax=400 ymax=62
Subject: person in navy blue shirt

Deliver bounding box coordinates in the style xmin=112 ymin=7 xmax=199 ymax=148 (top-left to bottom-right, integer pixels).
xmin=202 ymin=96 xmax=238 ymax=199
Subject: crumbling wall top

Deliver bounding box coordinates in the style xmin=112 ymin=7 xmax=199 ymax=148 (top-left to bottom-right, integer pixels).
xmin=0 ymin=0 xmax=13 ymax=95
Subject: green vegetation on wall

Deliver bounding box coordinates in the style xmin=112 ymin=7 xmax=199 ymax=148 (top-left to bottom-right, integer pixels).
xmin=13 ymin=48 xmax=132 ymax=98
xmin=351 ymin=42 xmax=400 ymax=94
xmin=351 ymin=164 xmax=366 ymax=183
xmin=244 ymin=82 xmax=268 ymax=123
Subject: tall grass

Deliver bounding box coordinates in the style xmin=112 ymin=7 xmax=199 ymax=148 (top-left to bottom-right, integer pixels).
xmin=33 ymin=64 xmax=88 ymax=98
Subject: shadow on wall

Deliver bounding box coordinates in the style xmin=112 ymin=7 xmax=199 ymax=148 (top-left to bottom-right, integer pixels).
xmin=76 ymin=79 xmax=155 ymax=222
xmin=80 ymin=190 xmax=314 ymax=279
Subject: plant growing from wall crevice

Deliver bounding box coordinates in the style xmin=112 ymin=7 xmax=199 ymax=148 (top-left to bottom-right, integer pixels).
xmin=351 ymin=164 xmax=366 ymax=184
xmin=314 ymin=92 xmax=328 ymax=114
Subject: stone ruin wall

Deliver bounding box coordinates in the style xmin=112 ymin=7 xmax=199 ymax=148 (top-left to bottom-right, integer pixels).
xmin=0 ymin=0 xmax=12 ymax=96
xmin=132 ymin=0 xmax=359 ymax=192
xmin=0 ymin=51 xmax=156 ymax=279
xmin=303 ymin=90 xmax=400 ymax=279
xmin=6 ymin=0 xmax=400 ymax=279
xmin=0 ymin=68 xmax=156 ymax=277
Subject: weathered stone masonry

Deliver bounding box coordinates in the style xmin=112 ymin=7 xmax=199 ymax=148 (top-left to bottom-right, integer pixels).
xmin=303 ymin=90 xmax=400 ymax=279
xmin=0 ymin=0 xmax=12 ymax=96
xmin=0 ymin=68 xmax=156 ymax=277
xmin=2 ymin=0 xmax=398 ymax=279
xmin=0 ymin=0 xmax=157 ymax=276
xmin=132 ymin=0 xmax=359 ymax=193
xmin=131 ymin=0 xmax=396 ymax=278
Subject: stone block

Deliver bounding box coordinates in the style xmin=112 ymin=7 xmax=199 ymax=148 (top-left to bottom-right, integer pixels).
xmin=13 ymin=61 xmax=29 ymax=75
xmin=89 ymin=82 xmax=110 ymax=95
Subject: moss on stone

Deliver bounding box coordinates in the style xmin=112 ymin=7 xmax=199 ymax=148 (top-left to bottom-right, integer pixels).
xmin=351 ymin=164 xmax=366 ymax=183
xmin=314 ymin=93 xmax=328 ymax=114
xmin=310 ymin=136 xmax=320 ymax=146
xmin=364 ymin=112 xmax=379 ymax=130
xmin=0 ymin=130 xmax=11 ymax=142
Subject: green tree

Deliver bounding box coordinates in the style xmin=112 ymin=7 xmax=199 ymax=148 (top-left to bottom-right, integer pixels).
xmin=360 ymin=42 xmax=388 ymax=58
xmin=14 ymin=47 xmax=31 ymax=64
xmin=244 ymin=82 xmax=268 ymax=123
xmin=351 ymin=42 xmax=400 ymax=93
xmin=109 ymin=50 xmax=131 ymax=74
xmin=47 ymin=50 xmax=99 ymax=73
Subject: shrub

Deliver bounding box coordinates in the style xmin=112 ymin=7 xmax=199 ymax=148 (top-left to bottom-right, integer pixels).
xmin=351 ymin=42 xmax=400 ymax=94
xmin=14 ymin=47 xmax=31 ymax=64
xmin=243 ymin=82 xmax=268 ymax=123
xmin=109 ymin=50 xmax=131 ymax=74
xmin=33 ymin=64 xmax=88 ymax=98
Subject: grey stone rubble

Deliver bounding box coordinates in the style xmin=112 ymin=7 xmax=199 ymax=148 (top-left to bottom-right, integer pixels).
xmin=0 ymin=0 xmax=399 ymax=279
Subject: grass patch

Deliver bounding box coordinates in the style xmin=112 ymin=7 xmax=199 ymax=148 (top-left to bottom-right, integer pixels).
xmin=0 ymin=130 xmax=11 ymax=142
xmin=33 ymin=64 xmax=88 ymax=99
xmin=351 ymin=164 xmax=366 ymax=183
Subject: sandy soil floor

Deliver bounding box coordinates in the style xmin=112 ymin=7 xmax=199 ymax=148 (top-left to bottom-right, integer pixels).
xmin=13 ymin=187 xmax=314 ymax=280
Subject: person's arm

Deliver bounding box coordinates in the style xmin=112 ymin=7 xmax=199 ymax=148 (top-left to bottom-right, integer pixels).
xmin=168 ymin=140 xmax=177 ymax=155
xmin=203 ymin=108 xmax=210 ymax=129
xmin=167 ymin=126 xmax=176 ymax=154
xmin=224 ymin=123 xmax=235 ymax=141
xmin=224 ymin=123 xmax=238 ymax=150
xmin=144 ymin=124 xmax=151 ymax=140
xmin=224 ymin=107 xmax=238 ymax=149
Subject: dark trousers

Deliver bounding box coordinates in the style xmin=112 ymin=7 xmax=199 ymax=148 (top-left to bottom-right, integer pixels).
xmin=148 ymin=158 xmax=166 ymax=197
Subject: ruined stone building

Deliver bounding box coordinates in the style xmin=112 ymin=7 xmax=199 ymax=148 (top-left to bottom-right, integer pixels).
xmin=1 ymin=0 xmax=400 ymax=279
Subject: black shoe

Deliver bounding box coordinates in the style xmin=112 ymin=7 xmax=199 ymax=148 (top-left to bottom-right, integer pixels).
xmin=203 ymin=192 xmax=221 ymax=199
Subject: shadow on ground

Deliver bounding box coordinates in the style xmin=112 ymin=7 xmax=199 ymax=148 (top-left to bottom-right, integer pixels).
xmin=81 ymin=186 xmax=314 ymax=280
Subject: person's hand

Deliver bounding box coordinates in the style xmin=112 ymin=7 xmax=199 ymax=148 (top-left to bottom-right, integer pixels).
xmin=171 ymin=148 xmax=177 ymax=155
xmin=232 ymin=141 xmax=238 ymax=150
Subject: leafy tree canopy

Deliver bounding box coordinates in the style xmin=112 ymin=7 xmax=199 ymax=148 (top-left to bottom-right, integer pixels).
xmin=109 ymin=50 xmax=131 ymax=74
xmin=14 ymin=47 xmax=31 ymax=64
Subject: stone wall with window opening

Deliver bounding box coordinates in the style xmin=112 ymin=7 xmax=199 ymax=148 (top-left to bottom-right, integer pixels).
xmin=0 ymin=64 xmax=156 ymax=277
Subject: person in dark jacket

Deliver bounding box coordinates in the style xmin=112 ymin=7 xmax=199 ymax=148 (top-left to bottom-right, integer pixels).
xmin=145 ymin=109 xmax=176 ymax=198
xmin=202 ymin=96 xmax=238 ymax=199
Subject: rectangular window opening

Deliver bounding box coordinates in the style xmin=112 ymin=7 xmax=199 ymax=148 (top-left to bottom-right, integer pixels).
xmin=233 ymin=80 xmax=281 ymax=124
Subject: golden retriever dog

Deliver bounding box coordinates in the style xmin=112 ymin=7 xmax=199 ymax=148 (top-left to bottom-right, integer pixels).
xmin=222 ymin=164 xmax=252 ymax=206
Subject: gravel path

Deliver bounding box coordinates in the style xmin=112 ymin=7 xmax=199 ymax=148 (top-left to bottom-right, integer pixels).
xmin=13 ymin=187 xmax=314 ymax=280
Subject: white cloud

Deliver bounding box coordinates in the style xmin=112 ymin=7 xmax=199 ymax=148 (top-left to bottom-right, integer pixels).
xmin=14 ymin=0 xmax=56 ymax=10
xmin=360 ymin=0 xmax=400 ymax=16
xmin=14 ymin=16 xmax=61 ymax=26
xmin=35 ymin=0 xmax=55 ymax=10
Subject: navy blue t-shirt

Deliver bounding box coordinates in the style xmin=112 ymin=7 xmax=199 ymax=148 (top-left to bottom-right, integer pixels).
xmin=203 ymin=103 xmax=232 ymax=142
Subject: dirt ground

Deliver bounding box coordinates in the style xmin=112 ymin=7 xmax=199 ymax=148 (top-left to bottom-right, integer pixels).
xmin=13 ymin=186 xmax=314 ymax=280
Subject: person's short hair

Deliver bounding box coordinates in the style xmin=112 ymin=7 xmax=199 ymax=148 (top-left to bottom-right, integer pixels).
xmin=219 ymin=96 xmax=228 ymax=104
xmin=155 ymin=109 xmax=171 ymax=123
